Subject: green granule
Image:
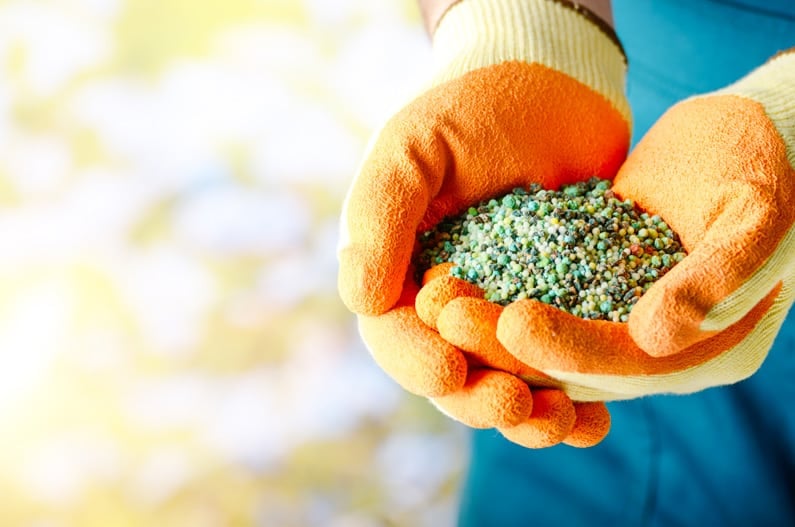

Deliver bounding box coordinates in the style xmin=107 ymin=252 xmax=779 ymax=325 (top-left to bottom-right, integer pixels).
xmin=415 ymin=177 xmax=687 ymax=322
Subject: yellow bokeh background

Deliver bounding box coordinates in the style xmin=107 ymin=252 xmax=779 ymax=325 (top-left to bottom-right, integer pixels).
xmin=0 ymin=1 xmax=465 ymax=525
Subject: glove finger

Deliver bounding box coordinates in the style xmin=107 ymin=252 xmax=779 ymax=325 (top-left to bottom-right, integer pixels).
xmin=497 ymin=389 xmax=576 ymax=449
xmin=359 ymin=305 xmax=467 ymax=398
xmin=497 ymin=293 xmax=778 ymax=399
xmin=437 ymin=296 xmax=560 ymax=388
xmin=420 ymin=262 xmax=457 ymax=285
xmin=415 ymin=266 xmax=484 ymax=330
xmin=338 ymin=127 xmax=446 ymax=317
xmin=613 ymin=95 xmax=795 ymax=356
xmin=563 ymin=402 xmax=611 ymax=448
xmin=628 ymin=219 xmax=791 ymax=357
xmin=432 ymin=369 xmax=533 ymax=429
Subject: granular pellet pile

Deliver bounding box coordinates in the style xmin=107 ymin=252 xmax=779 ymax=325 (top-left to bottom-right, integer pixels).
xmin=415 ymin=178 xmax=687 ymax=322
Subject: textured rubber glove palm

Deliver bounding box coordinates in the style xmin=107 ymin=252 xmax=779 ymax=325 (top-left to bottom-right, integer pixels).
xmin=441 ymin=49 xmax=795 ymax=402
xmin=337 ymin=0 xmax=630 ymax=447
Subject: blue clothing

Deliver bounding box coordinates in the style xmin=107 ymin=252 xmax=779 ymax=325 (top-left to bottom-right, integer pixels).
xmin=458 ymin=2 xmax=795 ymax=526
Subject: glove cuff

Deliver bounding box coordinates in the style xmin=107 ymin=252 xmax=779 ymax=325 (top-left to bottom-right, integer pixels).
xmin=430 ymin=0 xmax=630 ymax=125
xmin=716 ymin=47 xmax=795 ymax=166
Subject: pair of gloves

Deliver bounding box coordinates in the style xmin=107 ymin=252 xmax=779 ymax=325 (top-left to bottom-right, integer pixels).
xmin=338 ymin=0 xmax=795 ymax=448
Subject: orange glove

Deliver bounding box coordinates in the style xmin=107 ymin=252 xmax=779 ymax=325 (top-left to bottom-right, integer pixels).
xmin=338 ymin=0 xmax=630 ymax=447
xmin=438 ymin=48 xmax=795 ymax=402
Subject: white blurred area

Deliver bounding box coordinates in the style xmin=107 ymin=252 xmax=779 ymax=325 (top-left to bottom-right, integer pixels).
xmin=0 ymin=1 xmax=464 ymax=526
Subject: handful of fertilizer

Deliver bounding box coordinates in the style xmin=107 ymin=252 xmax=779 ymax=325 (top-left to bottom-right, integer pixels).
xmin=414 ymin=178 xmax=687 ymax=322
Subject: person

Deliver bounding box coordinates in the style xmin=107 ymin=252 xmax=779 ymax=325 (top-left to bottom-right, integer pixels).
xmin=338 ymin=0 xmax=795 ymax=524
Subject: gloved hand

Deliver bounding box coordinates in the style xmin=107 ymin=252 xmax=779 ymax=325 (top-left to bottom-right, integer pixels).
xmin=337 ymin=0 xmax=630 ymax=447
xmin=438 ymin=48 xmax=795 ymax=402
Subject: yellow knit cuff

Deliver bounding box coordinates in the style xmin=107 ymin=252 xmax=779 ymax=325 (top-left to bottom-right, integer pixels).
xmin=717 ymin=49 xmax=795 ymax=168
xmin=429 ymin=0 xmax=630 ymax=124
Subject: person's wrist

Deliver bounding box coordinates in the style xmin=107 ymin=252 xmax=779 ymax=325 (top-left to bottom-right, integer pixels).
xmin=428 ymin=0 xmax=629 ymax=123
xmin=419 ymin=0 xmax=460 ymax=37
xmin=422 ymin=0 xmax=615 ymax=37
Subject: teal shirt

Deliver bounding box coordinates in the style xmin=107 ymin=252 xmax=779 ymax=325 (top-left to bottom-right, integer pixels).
xmin=458 ymin=2 xmax=795 ymax=525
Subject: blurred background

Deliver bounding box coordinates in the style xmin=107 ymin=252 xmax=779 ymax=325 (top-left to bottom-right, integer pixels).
xmin=0 ymin=0 xmax=468 ymax=525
